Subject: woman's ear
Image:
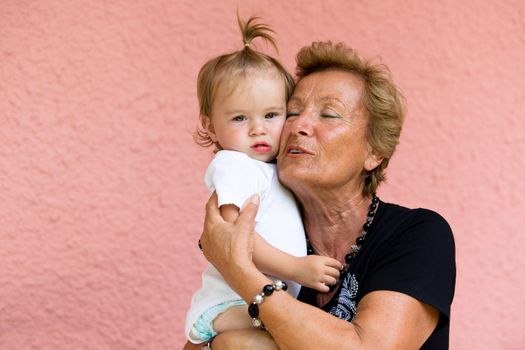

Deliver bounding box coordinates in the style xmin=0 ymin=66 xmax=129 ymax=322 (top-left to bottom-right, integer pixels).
xmin=364 ymin=149 xmax=383 ymax=172
xmin=202 ymin=116 xmax=218 ymax=143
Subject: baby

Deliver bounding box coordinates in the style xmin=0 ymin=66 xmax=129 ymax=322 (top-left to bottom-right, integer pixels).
xmin=184 ymin=15 xmax=341 ymax=345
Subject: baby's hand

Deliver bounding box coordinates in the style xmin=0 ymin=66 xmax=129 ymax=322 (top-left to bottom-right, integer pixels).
xmin=293 ymin=255 xmax=342 ymax=293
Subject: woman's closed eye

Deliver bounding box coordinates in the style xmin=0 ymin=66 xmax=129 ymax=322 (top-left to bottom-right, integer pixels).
xmin=321 ymin=108 xmax=342 ymax=119
xmin=321 ymin=113 xmax=341 ymax=119
xmin=286 ymin=111 xmax=300 ymax=119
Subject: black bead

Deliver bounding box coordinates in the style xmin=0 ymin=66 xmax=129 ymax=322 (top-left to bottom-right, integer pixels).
xmin=356 ymin=236 xmax=365 ymax=246
xmin=248 ymin=303 xmax=259 ymax=318
xmin=363 ymin=222 xmax=371 ymax=231
xmin=368 ymin=210 xmax=375 ymax=217
xmin=307 ymin=246 xmax=314 ymax=255
xmin=281 ymin=281 xmax=288 ymax=291
xmin=370 ymin=202 xmax=377 ymax=210
xmin=372 ymin=195 xmax=379 ymax=203
xmin=263 ymin=284 xmax=274 ymax=296
xmin=345 ymin=253 xmax=353 ymax=263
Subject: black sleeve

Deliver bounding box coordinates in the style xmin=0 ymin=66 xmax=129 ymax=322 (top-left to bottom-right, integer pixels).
xmin=359 ymin=209 xmax=456 ymax=321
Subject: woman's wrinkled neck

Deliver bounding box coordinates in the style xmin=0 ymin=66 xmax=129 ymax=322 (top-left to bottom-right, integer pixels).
xmin=296 ymin=184 xmax=372 ymax=261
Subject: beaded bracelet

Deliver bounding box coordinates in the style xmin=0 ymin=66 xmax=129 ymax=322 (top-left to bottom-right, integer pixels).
xmin=248 ymin=280 xmax=288 ymax=328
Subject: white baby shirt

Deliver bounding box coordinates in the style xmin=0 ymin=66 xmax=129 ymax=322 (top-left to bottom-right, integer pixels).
xmin=184 ymin=150 xmax=306 ymax=342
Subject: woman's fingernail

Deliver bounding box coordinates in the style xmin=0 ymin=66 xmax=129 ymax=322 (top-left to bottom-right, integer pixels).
xmin=250 ymin=194 xmax=260 ymax=205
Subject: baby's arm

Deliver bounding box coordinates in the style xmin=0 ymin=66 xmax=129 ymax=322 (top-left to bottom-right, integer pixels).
xmin=253 ymin=235 xmax=341 ymax=292
xmin=220 ymin=205 xmax=341 ymax=293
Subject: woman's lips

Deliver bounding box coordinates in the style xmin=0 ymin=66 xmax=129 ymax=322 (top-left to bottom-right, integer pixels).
xmin=285 ymin=146 xmax=312 ymax=157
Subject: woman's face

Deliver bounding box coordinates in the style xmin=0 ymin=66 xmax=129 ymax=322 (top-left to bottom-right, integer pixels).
xmin=277 ymin=70 xmax=381 ymax=196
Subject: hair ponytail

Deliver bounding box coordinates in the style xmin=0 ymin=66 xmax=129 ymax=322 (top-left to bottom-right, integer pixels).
xmin=237 ymin=14 xmax=278 ymax=53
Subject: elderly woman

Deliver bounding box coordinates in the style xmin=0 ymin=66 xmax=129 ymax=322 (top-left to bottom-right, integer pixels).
xmin=188 ymin=41 xmax=456 ymax=350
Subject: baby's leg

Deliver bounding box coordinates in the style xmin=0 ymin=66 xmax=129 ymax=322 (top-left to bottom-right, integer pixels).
xmin=213 ymin=304 xmax=252 ymax=333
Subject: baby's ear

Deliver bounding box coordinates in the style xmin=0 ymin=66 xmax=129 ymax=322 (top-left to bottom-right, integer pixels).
xmin=202 ymin=116 xmax=217 ymax=142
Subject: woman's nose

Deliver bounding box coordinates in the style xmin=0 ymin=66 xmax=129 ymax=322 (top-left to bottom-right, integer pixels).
xmin=290 ymin=114 xmax=314 ymax=136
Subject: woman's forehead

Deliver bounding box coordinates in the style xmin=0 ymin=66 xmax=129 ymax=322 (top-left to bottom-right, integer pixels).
xmin=289 ymin=70 xmax=364 ymax=106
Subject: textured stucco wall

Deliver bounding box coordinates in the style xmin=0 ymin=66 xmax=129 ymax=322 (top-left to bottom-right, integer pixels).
xmin=1 ymin=0 xmax=524 ymax=349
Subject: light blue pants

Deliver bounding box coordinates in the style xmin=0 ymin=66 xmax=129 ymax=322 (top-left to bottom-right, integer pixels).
xmin=190 ymin=299 xmax=246 ymax=342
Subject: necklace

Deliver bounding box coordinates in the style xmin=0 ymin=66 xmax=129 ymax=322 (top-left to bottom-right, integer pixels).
xmin=306 ymin=194 xmax=379 ymax=292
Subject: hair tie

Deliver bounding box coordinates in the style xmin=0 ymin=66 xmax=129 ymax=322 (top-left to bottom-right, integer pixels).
xmin=244 ymin=42 xmax=250 ymax=48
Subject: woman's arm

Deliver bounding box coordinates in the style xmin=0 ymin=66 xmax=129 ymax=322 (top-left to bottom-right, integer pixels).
xmin=182 ymin=329 xmax=278 ymax=350
xmin=213 ymin=329 xmax=279 ymax=350
xmin=199 ymin=194 xmax=439 ymax=350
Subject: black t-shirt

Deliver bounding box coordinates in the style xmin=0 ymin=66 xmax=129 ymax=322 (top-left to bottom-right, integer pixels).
xmin=298 ymin=201 xmax=456 ymax=349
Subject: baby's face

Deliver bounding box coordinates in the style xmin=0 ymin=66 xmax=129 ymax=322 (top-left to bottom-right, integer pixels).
xmin=206 ymin=70 xmax=287 ymax=162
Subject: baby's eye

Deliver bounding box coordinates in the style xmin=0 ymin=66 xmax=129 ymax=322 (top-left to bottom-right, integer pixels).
xmin=265 ymin=112 xmax=277 ymax=119
xmin=232 ymin=115 xmax=247 ymax=122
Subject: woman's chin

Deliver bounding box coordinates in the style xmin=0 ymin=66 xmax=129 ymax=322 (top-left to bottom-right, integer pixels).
xmin=278 ymin=167 xmax=314 ymax=190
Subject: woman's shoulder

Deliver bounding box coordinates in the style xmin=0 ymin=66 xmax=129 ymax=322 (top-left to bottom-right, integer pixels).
xmin=377 ymin=201 xmax=454 ymax=244
xmin=380 ymin=201 xmax=450 ymax=226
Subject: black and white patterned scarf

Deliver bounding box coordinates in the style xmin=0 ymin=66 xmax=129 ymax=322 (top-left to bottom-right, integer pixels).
xmin=329 ymin=272 xmax=359 ymax=321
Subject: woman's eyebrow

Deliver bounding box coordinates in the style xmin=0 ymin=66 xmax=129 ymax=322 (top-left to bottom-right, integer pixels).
xmin=287 ymin=96 xmax=302 ymax=105
xmin=320 ymin=96 xmax=347 ymax=109
xmin=320 ymin=96 xmax=344 ymax=104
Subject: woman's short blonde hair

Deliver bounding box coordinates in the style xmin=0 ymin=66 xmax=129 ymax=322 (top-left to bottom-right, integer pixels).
xmin=195 ymin=16 xmax=295 ymax=149
xmin=295 ymin=41 xmax=406 ymax=196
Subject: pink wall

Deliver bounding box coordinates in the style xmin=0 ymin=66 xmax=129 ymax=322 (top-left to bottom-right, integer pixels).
xmin=1 ymin=0 xmax=524 ymax=348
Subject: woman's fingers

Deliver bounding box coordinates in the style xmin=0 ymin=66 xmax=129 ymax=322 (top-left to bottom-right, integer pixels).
xmin=204 ymin=192 xmax=222 ymax=225
xmin=201 ymin=192 xmax=224 ymax=252
xmin=236 ymin=194 xmax=260 ymax=231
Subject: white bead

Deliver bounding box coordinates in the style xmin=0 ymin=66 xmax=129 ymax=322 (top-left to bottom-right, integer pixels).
xmin=254 ymin=294 xmax=264 ymax=304
xmin=274 ymin=280 xmax=283 ymax=290
xmin=252 ymin=318 xmax=262 ymax=327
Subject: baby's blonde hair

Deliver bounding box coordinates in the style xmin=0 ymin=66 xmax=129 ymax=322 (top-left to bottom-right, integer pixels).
xmin=195 ymin=15 xmax=295 ymax=149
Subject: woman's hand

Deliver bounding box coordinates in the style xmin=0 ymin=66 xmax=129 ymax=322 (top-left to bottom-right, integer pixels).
xmin=199 ymin=192 xmax=261 ymax=294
